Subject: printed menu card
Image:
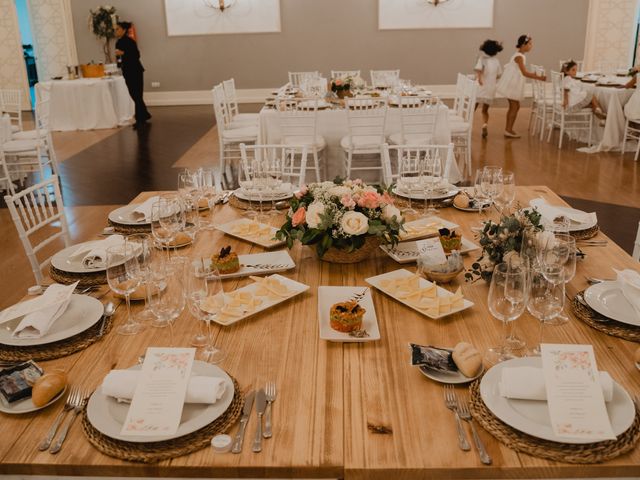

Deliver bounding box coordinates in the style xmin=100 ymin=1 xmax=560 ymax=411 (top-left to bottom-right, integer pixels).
xmin=540 ymin=344 xmax=615 ymax=441
xmin=417 ymin=238 xmax=447 ymax=265
xmin=121 ymin=347 xmax=195 ymax=436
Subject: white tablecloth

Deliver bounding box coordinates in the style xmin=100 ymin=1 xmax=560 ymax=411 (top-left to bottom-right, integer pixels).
xmin=36 ymin=77 xmax=134 ymax=132
xmin=258 ymin=104 xmax=460 ymax=183
xmin=578 ymin=84 xmax=634 ymax=153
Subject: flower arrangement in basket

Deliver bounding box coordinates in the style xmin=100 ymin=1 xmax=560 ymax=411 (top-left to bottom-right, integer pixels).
xmin=330 ymin=75 xmax=365 ymax=98
xmin=275 ymin=179 xmax=404 ymax=263
xmin=465 ymin=208 xmax=543 ymax=282
xmin=89 ymin=5 xmax=117 ymax=63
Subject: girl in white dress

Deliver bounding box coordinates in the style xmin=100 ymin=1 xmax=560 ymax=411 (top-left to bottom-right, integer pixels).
xmin=496 ymin=35 xmax=546 ymax=138
xmin=561 ymin=61 xmax=606 ymax=118
xmin=623 ymin=66 xmax=640 ymax=120
xmin=474 ymin=39 xmax=503 ymax=138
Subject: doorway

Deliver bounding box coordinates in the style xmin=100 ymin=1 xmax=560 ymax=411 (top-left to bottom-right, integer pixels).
xmin=14 ymin=0 xmax=37 ymax=109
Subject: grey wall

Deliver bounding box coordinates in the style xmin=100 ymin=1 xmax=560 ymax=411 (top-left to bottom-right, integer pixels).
xmin=71 ymin=0 xmax=588 ymax=91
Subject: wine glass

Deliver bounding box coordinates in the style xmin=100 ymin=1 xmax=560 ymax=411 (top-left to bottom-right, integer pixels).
xmin=177 ymin=169 xmax=201 ymax=203
xmin=251 ymin=159 xmax=268 ymax=222
xmin=481 ymin=166 xmax=503 ymax=218
xmin=186 ymin=265 xmax=226 ymax=364
xmin=545 ymin=233 xmax=576 ymax=326
xmin=473 ymin=168 xmax=490 ymax=221
xmin=265 ymin=155 xmax=283 ymax=218
xmin=398 ymin=151 xmax=421 ymax=218
xmin=486 ymin=262 xmax=528 ymax=364
xmin=125 ymin=233 xmax=155 ymax=324
xmin=148 ymin=256 xmax=186 ymax=337
xmin=527 ymin=265 xmax=565 ymax=356
xmin=106 ymin=244 xmax=144 ymax=336
xmin=181 ymin=197 xmax=201 ymax=242
xmin=494 ymin=170 xmax=515 ymax=215
xmin=422 ymin=150 xmax=442 ymax=216
xmin=198 ymin=167 xmax=220 ymax=230
xmin=151 ymin=197 xmax=183 ymax=259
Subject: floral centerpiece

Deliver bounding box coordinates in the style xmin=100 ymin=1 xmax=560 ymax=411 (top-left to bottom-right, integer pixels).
xmin=276 ymin=179 xmax=404 ymax=263
xmin=465 ymin=209 xmax=543 ymax=282
xmin=330 ymin=75 xmax=365 ymax=99
xmin=89 ymin=5 xmax=117 ymax=63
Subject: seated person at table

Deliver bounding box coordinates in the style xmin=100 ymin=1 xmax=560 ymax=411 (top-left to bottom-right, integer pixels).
xmin=561 ymin=60 xmax=606 ymax=119
xmin=624 ymin=66 xmax=640 ymax=120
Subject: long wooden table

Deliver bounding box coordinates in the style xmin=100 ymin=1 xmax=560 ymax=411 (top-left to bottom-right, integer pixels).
xmin=1 ymin=186 xmax=639 ymax=479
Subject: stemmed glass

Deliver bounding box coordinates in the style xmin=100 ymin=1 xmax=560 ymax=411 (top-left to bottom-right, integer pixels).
xmin=106 ymin=244 xmax=144 ymax=336
xmin=125 ymin=233 xmax=155 ymax=324
xmin=486 ymin=262 xmax=528 ymax=364
xmin=177 ymin=170 xmax=201 ymax=203
xmin=265 ymin=156 xmax=283 ymax=218
xmin=481 ymin=166 xmax=503 ymax=220
xmin=494 ymin=170 xmax=515 ymax=215
xmin=539 ymin=233 xmax=576 ymax=326
xmin=398 ymin=152 xmax=422 ymax=218
xmin=186 ymin=265 xmax=226 ymax=364
xmin=527 ymin=265 xmax=565 ymax=355
xmin=473 ymin=168 xmax=490 ymax=222
xmin=422 ymin=151 xmax=442 ymax=216
xmin=198 ymin=167 xmax=220 ymax=230
xmin=251 ymin=159 xmax=268 ymax=222
xmin=151 ymin=197 xmax=183 ymax=259
xmin=148 ymin=256 xmax=186 ymax=342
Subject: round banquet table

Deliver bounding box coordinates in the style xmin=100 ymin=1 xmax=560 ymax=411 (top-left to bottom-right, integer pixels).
xmin=258 ymin=103 xmax=461 ymax=184
xmin=577 ymin=83 xmax=634 ymax=153
xmin=35 ymin=77 xmax=134 ymax=132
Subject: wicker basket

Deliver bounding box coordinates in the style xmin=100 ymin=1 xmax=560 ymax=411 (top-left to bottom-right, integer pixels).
xmin=422 ymin=267 xmax=463 ymax=284
xmin=318 ymin=236 xmax=380 ymax=264
xmin=81 ymin=64 xmax=105 ymax=78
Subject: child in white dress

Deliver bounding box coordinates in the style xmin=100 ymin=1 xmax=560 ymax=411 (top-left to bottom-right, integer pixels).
xmin=496 ymin=35 xmax=546 ymax=138
xmin=624 ymin=65 xmax=640 ymax=120
xmin=561 ymin=61 xmax=606 ymax=118
xmin=474 ymin=39 xmax=503 ymax=138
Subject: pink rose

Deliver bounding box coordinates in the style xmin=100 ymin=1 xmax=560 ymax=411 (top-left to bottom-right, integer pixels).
xmin=295 ymin=184 xmax=308 ymax=199
xmin=341 ymin=194 xmax=356 ymax=209
xmin=292 ymin=207 xmax=306 ymax=227
xmin=381 ymin=191 xmax=394 ymax=205
xmin=357 ymin=191 xmax=380 ymax=209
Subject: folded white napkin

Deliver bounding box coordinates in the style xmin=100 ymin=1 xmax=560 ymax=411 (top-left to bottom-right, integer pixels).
xmin=11 ymin=282 xmax=77 ymax=339
xmin=529 ymin=198 xmax=596 ymax=225
xmin=68 ymin=235 xmax=125 ymax=269
xmin=131 ymin=196 xmax=159 ymax=222
xmin=614 ymin=269 xmax=640 ymax=318
xmin=101 ymin=370 xmax=226 ymax=404
xmin=499 ymin=366 xmax=614 ymax=402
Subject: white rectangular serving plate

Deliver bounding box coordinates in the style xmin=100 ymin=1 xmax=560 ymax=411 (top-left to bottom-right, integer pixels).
xmin=215 ymin=219 xmax=286 ymax=249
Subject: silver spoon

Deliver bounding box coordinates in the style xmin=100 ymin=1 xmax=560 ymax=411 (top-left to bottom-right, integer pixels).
xmin=98 ymin=302 xmax=116 ymax=337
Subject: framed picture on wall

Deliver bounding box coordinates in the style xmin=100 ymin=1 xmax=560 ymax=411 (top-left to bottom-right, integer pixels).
xmin=164 ymin=0 xmax=281 ymax=36
xmin=378 ymin=0 xmax=494 ymax=30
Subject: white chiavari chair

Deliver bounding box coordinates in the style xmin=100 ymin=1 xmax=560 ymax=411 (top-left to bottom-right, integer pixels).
xmin=340 ymin=97 xmax=388 ymax=180
xmin=288 ymin=71 xmax=321 ymax=87
xmin=449 ymin=73 xmax=467 ymax=123
xmin=528 ymin=65 xmax=553 ymax=140
xmin=4 ymin=175 xmax=71 ymax=284
xmin=278 ymin=98 xmax=326 ymax=182
xmin=13 ymin=97 xmax=59 ymax=167
xmin=388 ymin=96 xmax=439 ymax=145
xmin=212 ymin=84 xmax=258 ymax=187
xmin=545 ymin=71 xmax=593 ymax=149
xmin=622 ymin=118 xmax=640 ymax=161
xmin=0 ymin=89 xmax=23 ymax=133
xmin=331 ymin=70 xmax=360 ymax=80
xmin=381 ymin=142 xmax=454 ymax=187
xmin=240 ymin=143 xmax=309 ymax=189
xmin=633 ymin=221 xmax=640 ymax=261
xmin=449 ymin=75 xmax=477 ymax=177
xmin=222 ymin=78 xmax=259 ymax=126
xmin=370 ymin=70 xmax=400 ymax=88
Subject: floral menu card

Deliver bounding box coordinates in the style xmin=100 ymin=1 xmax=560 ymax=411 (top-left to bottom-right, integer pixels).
xmin=541 ymin=344 xmax=615 ymax=441
xmin=121 ymin=347 xmax=195 ymax=436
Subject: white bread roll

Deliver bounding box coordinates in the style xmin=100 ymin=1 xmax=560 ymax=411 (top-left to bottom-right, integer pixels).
xmin=452 ymin=342 xmax=482 ymax=378
xmin=453 ymin=193 xmax=470 ymax=209
xmin=32 ymin=372 xmax=67 ymax=407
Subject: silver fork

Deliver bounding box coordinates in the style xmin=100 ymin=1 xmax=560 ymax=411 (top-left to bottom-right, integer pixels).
xmin=458 ymin=400 xmax=491 ymax=465
xmin=49 ymin=388 xmax=88 ymax=454
xmin=263 ymin=381 xmax=277 ymax=439
xmin=443 ymin=384 xmax=470 ymax=451
xmin=38 ymin=386 xmax=79 ymax=451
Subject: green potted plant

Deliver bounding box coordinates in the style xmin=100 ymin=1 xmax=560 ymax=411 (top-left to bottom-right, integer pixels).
xmin=89 ymin=5 xmax=117 ymax=63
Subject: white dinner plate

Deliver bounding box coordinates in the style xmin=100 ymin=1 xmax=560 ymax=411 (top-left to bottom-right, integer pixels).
xmin=480 ymin=357 xmax=636 ymax=444
xmin=399 ymin=216 xmax=459 ymax=242
xmin=86 ymin=361 xmax=234 ymax=443
xmin=0 ymin=385 xmax=67 ymax=415
xmin=452 ymin=199 xmax=493 ymax=213
xmin=318 ymin=286 xmax=380 ymax=342
xmin=365 ymin=268 xmax=473 ymax=319
xmin=51 ymin=242 xmax=110 ymax=273
xmin=0 ymin=295 xmax=103 ymax=347
xmin=194 ymin=250 xmax=296 ymax=279
xmin=108 ymin=204 xmax=151 ymax=226
xmin=233 ymin=183 xmax=294 ymax=202
xmin=583 ymin=281 xmax=640 ymax=326
xmin=393 ymin=185 xmax=459 ymax=201
xmin=523 ymin=207 xmax=598 ymax=233
xmin=215 ymin=219 xmax=286 ymax=249
xmin=381 ymin=237 xmax=479 ymax=264
xmin=297 ymin=100 xmax=331 ymax=110
xmin=419 ymin=363 xmax=484 ymax=385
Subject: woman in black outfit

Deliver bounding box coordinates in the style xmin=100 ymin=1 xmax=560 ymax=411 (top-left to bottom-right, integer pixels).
xmin=115 ymin=21 xmax=151 ymax=128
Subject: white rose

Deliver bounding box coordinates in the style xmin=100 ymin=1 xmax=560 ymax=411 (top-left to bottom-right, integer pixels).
xmin=382 ymin=204 xmax=402 ymax=223
xmin=328 ymin=185 xmax=352 ymax=198
xmin=341 ymin=211 xmax=369 ymax=236
xmin=536 ymin=231 xmax=556 ymax=250
xmin=306 ymin=201 xmax=326 ymax=229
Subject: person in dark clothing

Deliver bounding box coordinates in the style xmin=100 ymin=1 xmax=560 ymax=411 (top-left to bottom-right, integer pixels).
xmin=115 ymin=21 xmax=151 ymax=128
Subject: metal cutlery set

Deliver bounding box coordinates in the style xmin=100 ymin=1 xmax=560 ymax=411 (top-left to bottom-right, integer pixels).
xmin=38 ymin=386 xmax=89 ymax=454
xmin=232 ymin=382 xmax=277 ymax=454
xmin=443 ymin=384 xmax=491 ymax=465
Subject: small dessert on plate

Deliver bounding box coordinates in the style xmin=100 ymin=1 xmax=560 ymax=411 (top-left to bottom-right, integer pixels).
xmin=211 ymin=246 xmax=240 ymax=274
xmin=438 ymin=228 xmax=462 ymax=253
xmin=330 ymin=300 xmax=365 ymax=333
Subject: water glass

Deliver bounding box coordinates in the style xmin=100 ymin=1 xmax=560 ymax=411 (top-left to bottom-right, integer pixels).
xmin=422 ymin=152 xmax=442 ymax=216
xmin=494 ymin=170 xmax=515 ymax=214
xmin=125 ymin=234 xmax=155 ymax=324
xmin=527 ymin=265 xmax=565 ymax=355
xmin=148 ymin=256 xmax=186 ymax=336
xmin=106 ymin=244 xmax=144 ymax=336
xmin=399 ymin=152 xmax=422 ymax=217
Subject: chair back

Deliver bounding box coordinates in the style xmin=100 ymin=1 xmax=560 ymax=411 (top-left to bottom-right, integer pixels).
xmin=344 ymin=98 xmax=388 ymax=144
xmin=331 ymin=70 xmax=361 ymax=80
xmin=451 ymin=73 xmax=466 ymax=115
xmin=222 ymin=78 xmax=241 ymax=119
xmin=370 ymin=70 xmax=400 ymax=88
xmin=212 ymin=84 xmax=233 ymax=133
xmin=381 ymin=143 xmax=454 ymax=186
xmin=4 ymin=175 xmax=70 ymax=284
xmin=457 ymin=76 xmax=477 ymax=123
xmin=0 ymin=89 xmax=23 ymax=132
xmin=278 ymin=98 xmax=319 ymax=142
xmin=549 ymin=71 xmax=564 ymax=113
xmin=288 ymin=71 xmax=321 ymax=87
xmin=530 ymin=65 xmax=547 ymax=104
xmin=240 ymin=143 xmax=308 ymax=188
xmin=397 ymin=96 xmax=439 ymax=143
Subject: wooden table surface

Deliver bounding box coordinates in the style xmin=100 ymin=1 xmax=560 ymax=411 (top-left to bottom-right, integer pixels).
xmin=1 ymin=186 xmax=639 ymax=479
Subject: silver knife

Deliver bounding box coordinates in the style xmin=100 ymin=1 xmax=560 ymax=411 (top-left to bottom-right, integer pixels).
xmin=232 ymin=390 xmax=255 ymax=454
xmin=252 ymin=389 xmax=267 ymax=453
